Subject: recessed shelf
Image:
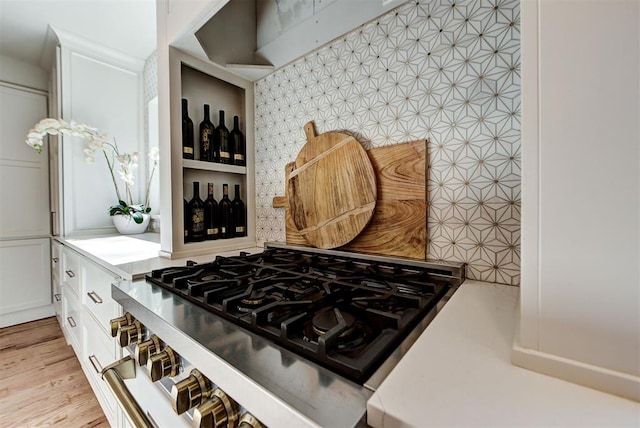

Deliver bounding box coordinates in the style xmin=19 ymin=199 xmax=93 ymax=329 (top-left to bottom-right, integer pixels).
xmin=183 ymin=159 xmax=247 ymax=174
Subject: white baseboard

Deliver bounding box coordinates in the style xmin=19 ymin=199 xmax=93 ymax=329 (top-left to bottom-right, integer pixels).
xmin=0 ymin=305 xmax=55 ymax=328
xmin=512 ymin=341 xmax=640 ymax=403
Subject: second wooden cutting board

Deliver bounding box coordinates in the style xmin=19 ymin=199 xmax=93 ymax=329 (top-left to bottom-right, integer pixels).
xmin=287 ymin=122 xmax=377 ymax=249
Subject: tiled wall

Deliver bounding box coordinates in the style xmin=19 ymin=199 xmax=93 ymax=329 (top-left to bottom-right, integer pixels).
xmin=254 ymin=0 xmax=521 ymax=285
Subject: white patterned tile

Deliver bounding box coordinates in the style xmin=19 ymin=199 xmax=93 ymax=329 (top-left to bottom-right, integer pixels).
xmin=254 ymin=0 xmax=520 ymax=285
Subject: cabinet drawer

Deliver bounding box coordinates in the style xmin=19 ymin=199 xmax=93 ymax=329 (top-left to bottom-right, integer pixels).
xmin=82 ymin=262 xmax=119 ymax=333
xmin=63 ymin=286 xmax=82 ymax=356
xmin=62 ymin=248 xmax=80 ymax=297
xmin=51 ymin=241 xmax=62 ymax=280
xmin=83 ymin=311 xmax=118 ymax=417
xmin=53 ymin=276 xmax=62 ymax=320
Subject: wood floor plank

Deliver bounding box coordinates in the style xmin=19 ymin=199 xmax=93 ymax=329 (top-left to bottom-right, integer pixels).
xmin=0 ymin=317 xmax=108 ymax=427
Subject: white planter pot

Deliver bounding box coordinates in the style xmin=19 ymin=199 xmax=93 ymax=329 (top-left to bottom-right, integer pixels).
xmin=112 ymin=213 xmax=150 ymax=235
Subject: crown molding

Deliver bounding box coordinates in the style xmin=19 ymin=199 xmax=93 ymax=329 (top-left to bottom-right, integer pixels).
xmin=50 ymin=26 xmax=145 ymax=72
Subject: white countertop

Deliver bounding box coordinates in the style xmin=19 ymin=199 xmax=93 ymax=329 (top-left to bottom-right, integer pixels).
xmin=59 ymin=233 xmax=263 ymax=280
xmin=57 ymin=235 xmax=640 ymax=425
xmin=367 ymin=280 xmax=640 ymax=427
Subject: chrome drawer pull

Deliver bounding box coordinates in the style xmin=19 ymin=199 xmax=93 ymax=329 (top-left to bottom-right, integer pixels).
xmin=87 ymin=291 xmax=103 ymax=304
xmin=88 ymin=354 xmax=103 ymax=374
xmin=146 ymin=411 xmax=159 ymax=428
xmin=102 ymin=356 xmax=153 ymax=428
xmin=54 ymin=294 xmax=61 ymax=302
xmin=65 ymin=270 xmax=76 ymax=278
xmin=67 ymin=316 xmax=76 ymax=328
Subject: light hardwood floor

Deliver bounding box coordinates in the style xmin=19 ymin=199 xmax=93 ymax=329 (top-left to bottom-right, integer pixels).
xmin=0 ymin=317 xmax=108 ymax=427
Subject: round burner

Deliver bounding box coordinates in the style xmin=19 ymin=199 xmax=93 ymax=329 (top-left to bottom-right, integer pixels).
xmin=199 ymin=274 xmax=218 ymax=282
xmin=240 ymin=289 xmax=266 ymax=306
xmin=312 ymin=310 xmax=355 ymax=337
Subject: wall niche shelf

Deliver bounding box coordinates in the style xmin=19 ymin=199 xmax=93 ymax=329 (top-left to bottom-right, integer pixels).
xmin=183 ymin=159 xmax=247 ymax=175
xmin=160 ymin=46 xmax=256 ymax=259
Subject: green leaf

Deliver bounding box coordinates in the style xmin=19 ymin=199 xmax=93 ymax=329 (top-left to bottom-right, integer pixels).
xmin=131 ymin=211 xmax=144 ymax=224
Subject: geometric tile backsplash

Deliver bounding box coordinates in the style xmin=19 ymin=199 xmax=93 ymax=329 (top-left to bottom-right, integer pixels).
xmin=254 ymin=0 xmax=521 ymax=285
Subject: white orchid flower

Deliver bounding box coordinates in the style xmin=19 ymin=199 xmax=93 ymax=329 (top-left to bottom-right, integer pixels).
xmin=149 ymin=147 xmax=160 ymax=165
xmin=25 ymin=118 xmax=159 ymax=212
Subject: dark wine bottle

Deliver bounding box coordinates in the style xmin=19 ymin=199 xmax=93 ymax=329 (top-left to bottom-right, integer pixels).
xmin=183 ymin=198 xmax=190 ymax=243
xmin=230 ymin=115 xmax=245 ymax=166
xmin=216 ymin=110 xmax=231 ymax=164
xmin=204 ymin=183 xmax=219 ymax=240
xmin=231 ymin=184 xmax=246 ymax=237
xmin=199 ymin=104 xmax=214 ymax=162
xmin=219 ymin=184 xmax=233 ymax=239
xmin=188 ymin=182 xmax=205 ymax=242
xmin=182 ymin=99 xmax=194 ymax=160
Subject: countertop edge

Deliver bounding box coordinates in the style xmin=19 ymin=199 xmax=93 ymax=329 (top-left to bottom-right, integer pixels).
xmin=366 ymin=280 xmax=640 ymax=427
xmin=54 ymin=234 xmax=263 ymax=280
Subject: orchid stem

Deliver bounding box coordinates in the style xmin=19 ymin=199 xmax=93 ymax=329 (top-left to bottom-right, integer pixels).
xmin=102 ymin=150 xmax=123 ymax=202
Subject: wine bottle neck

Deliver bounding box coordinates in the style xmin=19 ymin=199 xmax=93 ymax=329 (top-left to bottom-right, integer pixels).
xmin=193 ymin=182 xmax=199 ymax=198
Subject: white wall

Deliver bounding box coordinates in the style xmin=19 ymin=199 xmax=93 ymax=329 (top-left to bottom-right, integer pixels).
xmin=0 ymin=54 xmax=48 ymax=91
xmin=516 ymin=0 xmax=640 ymax=401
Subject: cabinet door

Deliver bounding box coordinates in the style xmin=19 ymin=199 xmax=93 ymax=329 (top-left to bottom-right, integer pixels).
xmin=0 ymin=238 xmax=51 ymax=326
xmin=0 ymin=84 xmax=49 ymax=239
xmin=59 ymin=46 xmax=144 ymax=236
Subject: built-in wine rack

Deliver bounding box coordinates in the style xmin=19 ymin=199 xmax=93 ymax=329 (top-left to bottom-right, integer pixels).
xmin=162 ymin=47 xmax=255 ymax=258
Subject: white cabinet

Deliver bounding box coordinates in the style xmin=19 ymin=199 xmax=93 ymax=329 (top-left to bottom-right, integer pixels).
xmin=57 ymin=242 xmax=122 ymax=426
xmin=82 ymin=309 xmax=120 ymax=426
xmin=517 ymin=0 xmax=640 ymax=401
xmin=0 ymin=84 xmax=50 ymax=238
xmin=82 ymin=256 xmax=121 ymax=336
xmin=0 ymin=238 xmax=52 ymax=327
xmin=50 ymin=30 xmax=145 ymax=237
xmin=51 ymin=240 xmax=62 ymax=321
xmin=62 ymin=282 xmax=83 ymax=354
xmin=0 ymin=83 xmax=54 ymax=328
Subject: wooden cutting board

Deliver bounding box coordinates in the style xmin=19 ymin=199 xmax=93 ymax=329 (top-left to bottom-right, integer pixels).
xmin=286 ymin=122 xmax=377 ymax=249
xmin=274 ymin=126 xmax=427 ymax=260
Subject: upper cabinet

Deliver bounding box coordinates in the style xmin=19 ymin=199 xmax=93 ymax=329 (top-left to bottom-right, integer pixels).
xmin=164 ymin=0 xmax=407 ymax=81
xmin=51 ymin=29 xmax=145 ymax=237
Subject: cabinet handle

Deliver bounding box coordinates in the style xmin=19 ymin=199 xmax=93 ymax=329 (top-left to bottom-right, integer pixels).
xmin=54 ymin=294 xmax=61 ymax=302
xmin=88 ymin=354 xmax=103 ymax=374
xmin=67 ymin=316 xmax=77 ymax=328
xmin=52 ymin=257 xmax=59 ymax=263
xmin=146 ymin=411 xmax=160 ymax=428
xmin=65 ymin=270 xmax=76 ymax=278
xmin=87 ymin=291 xmax=103 ymax=304
xmin=102 ymin=356 xmax=153 ymax=428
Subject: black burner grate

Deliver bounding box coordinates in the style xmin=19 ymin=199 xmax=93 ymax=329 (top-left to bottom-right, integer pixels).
xmin=146 ymin=247 xmax=459 ymax=383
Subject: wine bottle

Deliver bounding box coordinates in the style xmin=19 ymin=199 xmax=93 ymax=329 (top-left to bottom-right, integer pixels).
xmin=230 ymin=115 xmax=245 ymax=166
xmin=182 ymin=99 xmax=194 ymax=160
xmin=188 ymin=182 xmax=205 ymax=242
xmin=216 ymin=110 xmax=231 ymax=164
xmin=183 ymin=198 xmax=190 ymax=243
xmin=199 ymin=104 xmax=215 ymax=162
xmin=231 ymin=184 xmax=246 ymax=237
xmin=219 ymin=184 xmax=233 ymax=239
xmin=204 ymin=183 xmax=219 ymax=240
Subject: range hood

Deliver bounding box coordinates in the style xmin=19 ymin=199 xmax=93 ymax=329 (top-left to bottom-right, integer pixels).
xmin=183 ymin=0 xmax=407 ymax=81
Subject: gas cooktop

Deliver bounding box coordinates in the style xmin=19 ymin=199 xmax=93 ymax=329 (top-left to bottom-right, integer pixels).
xmin=146 ymin=243 xmax=465 ymax=383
